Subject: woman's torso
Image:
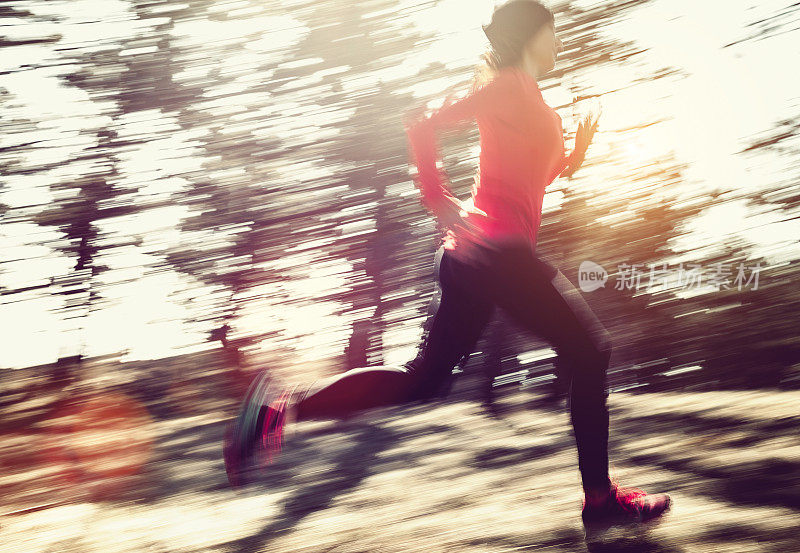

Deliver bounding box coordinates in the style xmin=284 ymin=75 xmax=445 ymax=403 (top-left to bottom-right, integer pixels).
xmin=446 ymin=66 xmax=566 ymax=261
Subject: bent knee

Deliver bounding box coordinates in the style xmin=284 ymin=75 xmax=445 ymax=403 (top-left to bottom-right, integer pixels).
xmin=557 ymin=331 xmax=611 ymax=378
xmin=597 ymin=330 xmax=612 ymax=363
xmin=401 ymin=358 xmax=453 ymax=401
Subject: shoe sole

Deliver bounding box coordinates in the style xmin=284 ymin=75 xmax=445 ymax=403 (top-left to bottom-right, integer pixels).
xmin=584 ymin=495 xmax=672 ymax=544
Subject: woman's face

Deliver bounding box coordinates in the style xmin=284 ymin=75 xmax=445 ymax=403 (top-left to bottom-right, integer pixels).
xmin=525 ymin=22 xmax=564 ymax=75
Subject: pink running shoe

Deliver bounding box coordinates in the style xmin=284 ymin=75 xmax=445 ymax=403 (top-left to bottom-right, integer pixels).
xmin=582 ymin=481 xmax=672 ymax=540
xmin=223 ymin=369 xmax=296 ymax=487
xmin=259 ymin=388 xmax=294 ymax=465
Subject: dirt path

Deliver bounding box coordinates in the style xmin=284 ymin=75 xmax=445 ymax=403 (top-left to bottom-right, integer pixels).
xmin=2 ymin=388 xmax=799 ymax=553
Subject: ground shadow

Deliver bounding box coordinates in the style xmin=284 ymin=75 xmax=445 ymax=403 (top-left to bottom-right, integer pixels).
xmin=217 ymin=419 xmax=399 ymax=553
xmin=612 ymin=411 xmax=800 ymax=512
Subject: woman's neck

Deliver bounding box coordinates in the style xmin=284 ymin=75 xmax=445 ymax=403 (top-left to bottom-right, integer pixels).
xmin=517 ymin=53 xmax=542 ymax=82
xmin=511 ymin=62 xmax=541 ymax=88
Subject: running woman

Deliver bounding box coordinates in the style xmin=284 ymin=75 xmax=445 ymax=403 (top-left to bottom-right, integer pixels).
xmin=224 ymin=0 xmax=671 ymax=535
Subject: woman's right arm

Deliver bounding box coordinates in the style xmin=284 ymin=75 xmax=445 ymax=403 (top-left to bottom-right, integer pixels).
xmin=404 ymin=74 xmax=509 ymax=222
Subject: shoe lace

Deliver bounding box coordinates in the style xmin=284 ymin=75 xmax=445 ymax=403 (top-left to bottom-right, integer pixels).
xmin=612 ymin=482 xmax=647 ymax=514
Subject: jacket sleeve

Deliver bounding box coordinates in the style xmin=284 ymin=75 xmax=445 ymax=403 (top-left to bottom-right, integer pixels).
xmin=404 ymin=75 xmax=508 ymax=216
xmin=549 ymin=148 xmax=583 ymax=183
xmin=547 ymin=150 xmax=575 ymax=185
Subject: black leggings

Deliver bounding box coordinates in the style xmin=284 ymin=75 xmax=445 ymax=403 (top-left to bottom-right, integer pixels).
xmin=294 ymin=244 xmax=612 ymax=491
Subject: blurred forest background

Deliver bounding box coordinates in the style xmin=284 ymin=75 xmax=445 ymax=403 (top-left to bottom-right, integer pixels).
xmin=2 ymin=0 xmax=798 ymax=390
xmin=2 ymin=0 xmax=800 ymax=549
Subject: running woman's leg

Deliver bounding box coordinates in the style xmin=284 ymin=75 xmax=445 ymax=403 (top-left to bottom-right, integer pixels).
xmin=293 ymin=247 xmax=494 ymax=421
xmin=490 ymin=249 xmax=612 ymax=494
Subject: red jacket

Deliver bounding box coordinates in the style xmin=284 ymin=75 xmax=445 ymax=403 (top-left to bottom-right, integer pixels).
xmin=405 ymin=65 xmax=576 ymax=259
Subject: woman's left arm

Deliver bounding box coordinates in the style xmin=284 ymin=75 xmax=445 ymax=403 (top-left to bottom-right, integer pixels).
xmin=554 ymin=113 xmax=599 ymax=180
xmin=552 ymin=148 xmax=585 ymax=180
